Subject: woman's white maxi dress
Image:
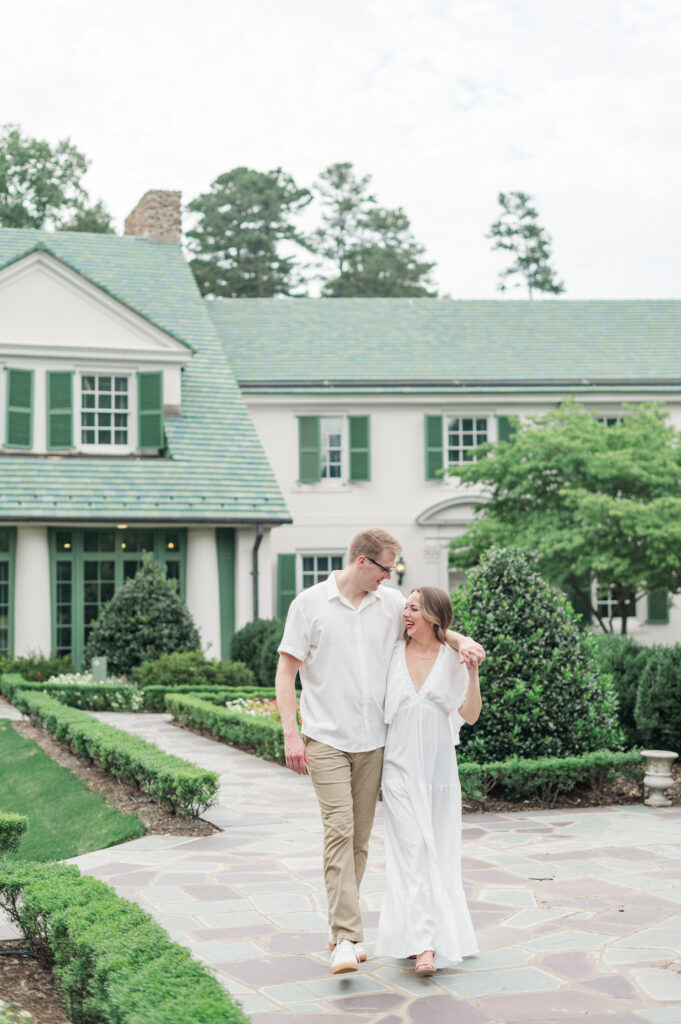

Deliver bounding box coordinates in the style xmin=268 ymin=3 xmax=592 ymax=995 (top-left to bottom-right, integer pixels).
xmin=375 ymin=641 xmax=478 ymax=968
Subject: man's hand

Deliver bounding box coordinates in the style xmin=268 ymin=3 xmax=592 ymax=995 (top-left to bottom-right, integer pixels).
xmin=458 ymin=636 xmax=486 ymax=668
xmin=284 ymin=732 xmax=310 ymax=776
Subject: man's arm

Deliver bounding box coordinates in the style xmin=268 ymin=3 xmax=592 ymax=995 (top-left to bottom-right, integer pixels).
xmin=275 ymin=652 xmax=309 ymax=775
xmin=445 ymin=629 xmax=486 ymax=667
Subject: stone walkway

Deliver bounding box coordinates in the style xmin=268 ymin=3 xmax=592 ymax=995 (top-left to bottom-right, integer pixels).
xmin=4 ymin=703 xmax=681 ymax=1023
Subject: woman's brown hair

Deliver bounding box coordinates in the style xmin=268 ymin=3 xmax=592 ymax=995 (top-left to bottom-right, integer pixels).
xmin=405 ymin=586 xmax=453 ymax=644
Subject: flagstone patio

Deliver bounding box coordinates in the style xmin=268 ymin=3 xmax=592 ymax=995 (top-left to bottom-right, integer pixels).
xmin=3 ymin=704 xmax=681 ymax=1024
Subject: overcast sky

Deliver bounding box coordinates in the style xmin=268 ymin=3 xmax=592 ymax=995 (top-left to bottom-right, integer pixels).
xmin=2 ymin=0 xmax=679 ymax=298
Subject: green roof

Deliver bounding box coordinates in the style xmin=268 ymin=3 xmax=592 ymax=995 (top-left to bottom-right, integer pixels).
xmin=207 ymin=298 xmax=681 ymax=393
xmin=0 ymin=229 xmax=289 ymax=523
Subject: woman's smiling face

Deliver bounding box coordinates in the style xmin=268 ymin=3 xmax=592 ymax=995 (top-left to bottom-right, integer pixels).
xmin=403 ymin=590 xmax=430 ymax=640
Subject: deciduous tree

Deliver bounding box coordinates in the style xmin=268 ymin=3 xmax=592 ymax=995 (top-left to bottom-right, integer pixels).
xmin=449 ymin=401 xmax=681 ymax=633
xmin=0 ymin=123 xmax=113 ymax=232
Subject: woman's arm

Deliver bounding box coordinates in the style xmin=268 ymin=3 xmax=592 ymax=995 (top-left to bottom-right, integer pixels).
xmin=458 ymin=662 xmax=482 ymax=725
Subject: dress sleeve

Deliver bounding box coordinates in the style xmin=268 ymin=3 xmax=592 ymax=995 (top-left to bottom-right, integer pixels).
xmin=277 ymin=599 xmax=310 ymax=662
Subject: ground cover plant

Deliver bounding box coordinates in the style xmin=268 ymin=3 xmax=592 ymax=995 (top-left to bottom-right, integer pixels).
xmin=10 ymin=691 xmax=218 ymax=817
xmin=450 ymin=546 xmax=624 ymax=762
xmin=0 ymin=861 xmax=250 ymax=1024
xmin=0 ymin=722 xmax=144 ymax=861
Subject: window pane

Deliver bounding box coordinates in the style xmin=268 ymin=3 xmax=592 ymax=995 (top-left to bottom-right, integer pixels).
xmin=447 ymin=415 xmax=488 ymax=467
xmin=81 ymin=375 xmax=128 ymax=446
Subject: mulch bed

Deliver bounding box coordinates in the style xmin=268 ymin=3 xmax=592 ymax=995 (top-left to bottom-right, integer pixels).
xmin=0 ymin=942 xmax=70 ymax=1024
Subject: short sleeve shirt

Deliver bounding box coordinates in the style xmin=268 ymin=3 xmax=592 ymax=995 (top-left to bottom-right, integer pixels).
xmin=278 ymin=573 xmax=405 ymax=752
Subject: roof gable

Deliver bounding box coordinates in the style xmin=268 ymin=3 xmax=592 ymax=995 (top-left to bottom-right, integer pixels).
xmin=0 ymin=249 xmax=191 ymax=360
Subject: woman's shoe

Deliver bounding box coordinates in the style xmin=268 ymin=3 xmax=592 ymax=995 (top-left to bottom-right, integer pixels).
xmin=414 ymin=950 xmax=436 ymax=976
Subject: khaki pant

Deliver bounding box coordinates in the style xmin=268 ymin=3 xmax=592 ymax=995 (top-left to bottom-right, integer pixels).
xmin=304 ymin=737 xmax=384 ymax=944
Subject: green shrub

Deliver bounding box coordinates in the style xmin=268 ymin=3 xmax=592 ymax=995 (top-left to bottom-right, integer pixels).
xmin=1 ymin=674 xmax=143 ymax=712
xmin=0 ymin=860 xmax=249 ymax=1024
xmin=82 ymin=557 xmax=200 ymax=675
xmin=12 ymin=691 xmax=218 ymax=817
xmin=593 ymin=634 xmax=650 ymax=745
xmin=635 ymin=645 xmax=681 ymax=752
xmin=230 ymin=618 xmax=283 ymax=682
xmin=0 ymin=813 xmax=28 ymax=855
xmin=131 ymin=650 xmax=254 ymax=690
xmin=451 ymin=546 xmax=624 ymax=762
xmin=166 ymin=694 xmax=286 ymax=762
xmin=257 ymin=625 xmax=285 ymax=687
xmin=0 ymin=652 xmax=73 ymax=682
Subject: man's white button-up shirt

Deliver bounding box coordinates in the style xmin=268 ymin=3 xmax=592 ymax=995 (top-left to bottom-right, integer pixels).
xmin=278 ymin=572 xmax=405 ymax=753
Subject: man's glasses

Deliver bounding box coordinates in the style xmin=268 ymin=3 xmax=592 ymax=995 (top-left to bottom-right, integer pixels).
xmin=364 ymin=555 xmax=395 ymax=577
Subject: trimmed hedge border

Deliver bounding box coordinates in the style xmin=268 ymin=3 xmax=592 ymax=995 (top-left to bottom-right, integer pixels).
xmin=1 ymin=674 xmax=275 ymax=713
xmin=0 ymin=859 xmax=249 ymax=1024
xmin=0 ymin=813 xmax=28 ymax=855
xmin=1 ymin=673 xmax=143 ymax=712
xmin=11 ymin=690 xmax=218 ymax=817
xmin=167 ymin=695 xmax=644 ymax=808
xmin=166 ymin=694 xmax=285 ymax=763
xmin=143 ymin=684 xmax=275 ymax=712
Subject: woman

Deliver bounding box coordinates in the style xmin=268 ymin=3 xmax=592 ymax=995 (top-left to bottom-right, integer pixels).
xmin=375 ymin=586 xmax=482 ymax=976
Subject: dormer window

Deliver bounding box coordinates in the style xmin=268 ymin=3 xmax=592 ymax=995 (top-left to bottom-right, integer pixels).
xmin=81 ymin=375 xmax=130 ymax=447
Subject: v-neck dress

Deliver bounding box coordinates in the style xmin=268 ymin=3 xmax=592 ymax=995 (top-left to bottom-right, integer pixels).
xmin=375 ymin=640 xmax=478 ymax=968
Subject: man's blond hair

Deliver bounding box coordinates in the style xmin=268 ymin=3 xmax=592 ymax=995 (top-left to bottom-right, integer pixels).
xmin=348 ymin=528 xmax=401 ymax=564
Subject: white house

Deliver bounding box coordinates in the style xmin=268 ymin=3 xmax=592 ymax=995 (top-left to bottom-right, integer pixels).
xmin=208 ymin=297 xmax=681 ymax=644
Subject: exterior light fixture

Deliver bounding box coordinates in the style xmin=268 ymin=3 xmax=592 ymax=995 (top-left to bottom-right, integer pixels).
xmin=395 ymin=555 xmax=406 ymax=585
xmin=116 ymin=524 xmax=127 ymax=530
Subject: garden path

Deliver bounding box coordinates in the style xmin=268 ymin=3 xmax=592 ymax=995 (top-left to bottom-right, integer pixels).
xmin=4 ymin=704 xmax=681 ymax=1024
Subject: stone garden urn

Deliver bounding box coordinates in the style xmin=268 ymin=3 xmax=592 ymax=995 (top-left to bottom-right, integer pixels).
xmin=641 ymin=749 xmax=678 ymax=807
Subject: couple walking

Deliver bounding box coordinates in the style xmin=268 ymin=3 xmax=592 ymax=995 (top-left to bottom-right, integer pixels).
xmin=275 ymin=528 xmax=484 ymax=976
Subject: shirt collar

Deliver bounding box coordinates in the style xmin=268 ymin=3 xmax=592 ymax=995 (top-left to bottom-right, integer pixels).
xmin=326 ymin=571 xmax=381 ymax=608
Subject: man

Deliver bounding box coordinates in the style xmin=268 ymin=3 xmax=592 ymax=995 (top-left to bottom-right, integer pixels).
xmin=275 ymin=528 xmax=484 ymax=975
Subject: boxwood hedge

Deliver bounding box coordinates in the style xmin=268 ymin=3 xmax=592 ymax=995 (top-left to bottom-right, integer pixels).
xmin=0 ymin=813 xmax=28 ymax=855
xmin=11 ymin=690 xmax=218 ymax=817
xmin=0 ymin=860 xmax=249 ymax=1024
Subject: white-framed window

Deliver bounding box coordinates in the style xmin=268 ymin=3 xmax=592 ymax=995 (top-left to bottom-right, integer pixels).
xmin=320 ymin=416 xmax=343 ymax=479
xmin=80 ymin=374 xmax=130 ymax=449
xmin=446 ymin=416 xmax=489 ymax=465
xmin=301 ymin=553 xmax=344 ymax=589
xmin=596 ymin=415 xmax=623 ymax=427
xmin=595 ymin=583 xmax=636 ymax=620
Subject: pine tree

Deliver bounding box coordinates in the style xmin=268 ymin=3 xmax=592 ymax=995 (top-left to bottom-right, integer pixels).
xmin=487 ymin=191 xmax=565 ymax=298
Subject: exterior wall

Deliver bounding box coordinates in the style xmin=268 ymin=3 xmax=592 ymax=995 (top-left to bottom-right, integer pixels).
xmin=14 ymin=525 xmax=51 ymax=656
xmin=245 ymin=389 xmax=681 ymax=645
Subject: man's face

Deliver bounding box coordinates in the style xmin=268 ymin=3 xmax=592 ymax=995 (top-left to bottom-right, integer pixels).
xmin=358 ymin=548 xmax=397 ymax=592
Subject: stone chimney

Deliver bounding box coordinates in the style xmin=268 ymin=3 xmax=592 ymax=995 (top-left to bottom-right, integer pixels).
xmin=124 ymin=190 xmax=182 ymax=243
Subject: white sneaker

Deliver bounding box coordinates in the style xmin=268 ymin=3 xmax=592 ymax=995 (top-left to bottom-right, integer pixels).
xmin=328 ymin=930 xmax=366 ymax=962
xmin=331 ymin=938 xmax=359 ymax=974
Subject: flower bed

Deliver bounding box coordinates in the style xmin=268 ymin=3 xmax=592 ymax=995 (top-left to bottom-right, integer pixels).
xmin=1 ymin=673 xmax=143 ymax=712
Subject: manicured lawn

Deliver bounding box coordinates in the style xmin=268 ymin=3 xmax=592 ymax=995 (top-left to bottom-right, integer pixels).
xmin=0 ymin=721 xmax=145 ymax=861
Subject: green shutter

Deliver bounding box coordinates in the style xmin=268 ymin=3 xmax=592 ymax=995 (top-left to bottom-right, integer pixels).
xmin=425 ymin=414 xmax=443 ymax=480
xmin=47 ymin=371 xmax=73 ymax=449
xmin=216 ymin=528 xmax=236 ymax=658
xmin=298 ymin=416 xmax=321 ymax=483
xmin=497 ymin=415 xmax=517 ymax=444
xmin=6 ymin=369 xmax=33 ymax=449
xmin=277 ymin=553 xmax=297 ymax=618
xmin=137 ymin=372 xmax=164 ymax=449
xmin=348 ymin=415 xmax=370 ymax=481
xmin=567 ymin=577 xmax=592 ymax=626
xmin=647 ymin=588 xmax=669 ymax=624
